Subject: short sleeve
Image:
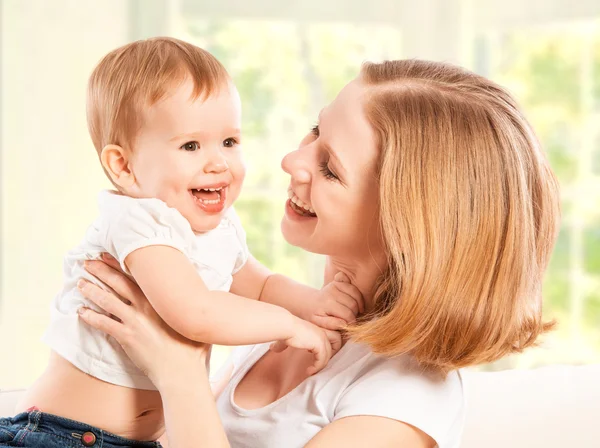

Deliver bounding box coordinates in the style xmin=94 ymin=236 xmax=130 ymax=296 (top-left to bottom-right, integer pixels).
xmin=101 ymin=194 xmax=196 ymax=274
xmin=226 ymin=207 xmax=250 ymax=274
xmin=333 ymin=359 xmax=465 ymax=448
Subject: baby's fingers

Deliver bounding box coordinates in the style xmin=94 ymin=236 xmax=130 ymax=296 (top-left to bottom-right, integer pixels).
xmin=333 ymin=272 xmax=350 ymax=283
xmin=333 ymin=281 xmax=365 ymax=315
xmin=325 ymin=329 xmax=343 ymax=354
xmin=327 ymin=301 xmax=356 ymax=324
xmin=269 ymin=340 xmax=289 ymax=353
xmin=307 ymin=338 xmax=331 ymax=376
xmin=312 ymin=315 xmax=347 ymax=331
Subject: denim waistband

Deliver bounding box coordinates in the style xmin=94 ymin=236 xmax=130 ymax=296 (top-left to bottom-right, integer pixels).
xmin=8 ymin=410 xmax=161 ymax=447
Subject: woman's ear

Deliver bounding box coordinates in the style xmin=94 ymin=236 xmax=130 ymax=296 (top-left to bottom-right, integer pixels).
xmin=100 ymin=144 xmax=136 ymax=188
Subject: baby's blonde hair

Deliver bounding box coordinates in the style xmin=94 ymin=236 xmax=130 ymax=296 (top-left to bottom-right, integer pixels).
xmin=87 ymin=37 xmax=229 ymax=157
xmin=347 ymin=60 xmax=560 ymax=375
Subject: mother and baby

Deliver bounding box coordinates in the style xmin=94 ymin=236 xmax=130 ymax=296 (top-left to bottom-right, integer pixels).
xmin=0 ymin=37 xmax=560 ymax=448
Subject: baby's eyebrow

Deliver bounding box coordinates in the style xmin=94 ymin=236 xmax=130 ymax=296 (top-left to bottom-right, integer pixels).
xmin=169 ymin=132 xmax=198 ymax=142
xmin=169 ymin=128 xmax=241 ymax=142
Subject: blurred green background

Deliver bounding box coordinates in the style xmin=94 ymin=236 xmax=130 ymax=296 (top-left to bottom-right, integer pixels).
xmin=1 ymin=0 xmax=599 ymax=388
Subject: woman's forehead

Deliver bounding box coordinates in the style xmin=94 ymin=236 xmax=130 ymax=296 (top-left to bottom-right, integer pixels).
xmin=321 ymin=80 xmax=378 ymax=168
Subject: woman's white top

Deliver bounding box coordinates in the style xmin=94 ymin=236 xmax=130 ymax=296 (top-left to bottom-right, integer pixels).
xmin=43 ymin=190 xmax=249 ymax=390
xmin=215 ymin=342 xmax=465 ymax=448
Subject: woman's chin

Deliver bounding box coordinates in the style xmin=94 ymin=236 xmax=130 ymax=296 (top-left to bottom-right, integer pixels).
xmin=281 ymin=199 xmax=326 ymax=250
xmin=281 ymin=216 xmax=313 ymax=248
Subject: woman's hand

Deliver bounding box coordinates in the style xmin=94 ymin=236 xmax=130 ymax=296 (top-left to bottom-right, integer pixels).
xmin=77 ymin=254 xmax=210 ymax=389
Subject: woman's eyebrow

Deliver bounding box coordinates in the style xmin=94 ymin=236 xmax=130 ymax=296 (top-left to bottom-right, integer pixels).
xmin=317 ymin=110 xmax=347 ymax=176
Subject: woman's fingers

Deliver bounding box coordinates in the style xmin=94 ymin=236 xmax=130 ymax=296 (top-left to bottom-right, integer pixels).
xmin=78 ymin=307 xmax=123 ymax=340
xmin=100 ymin=253 xmax=123 ymax=272
xmin=84 ymin=260 xmax=142 ymax=307
xmin=78 ymin=279 xmax=132 ymax=322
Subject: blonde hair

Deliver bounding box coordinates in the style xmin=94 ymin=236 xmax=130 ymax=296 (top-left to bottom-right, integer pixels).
xmin=87 ymin=37 xmax=229 ymax=156
xmin=346 ymin=60 xmax=560 ymax=375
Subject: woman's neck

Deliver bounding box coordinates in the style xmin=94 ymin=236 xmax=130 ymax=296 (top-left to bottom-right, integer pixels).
xmin=324 ymin=255 xmax=386 ymax=312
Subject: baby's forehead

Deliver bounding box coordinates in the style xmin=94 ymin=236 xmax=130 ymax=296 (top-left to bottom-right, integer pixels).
xmin=137 ymin=79 xmax=241 ymax=139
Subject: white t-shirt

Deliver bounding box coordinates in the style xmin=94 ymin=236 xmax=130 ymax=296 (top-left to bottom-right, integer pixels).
xmin=215 ymin=342 xmax=465 ymax=448
xmin=43 ymin=190 xmax=249 ymax=390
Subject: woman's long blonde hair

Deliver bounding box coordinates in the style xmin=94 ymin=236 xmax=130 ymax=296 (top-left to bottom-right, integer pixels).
xmin=346 ymin=60 xmax=560 ymax=375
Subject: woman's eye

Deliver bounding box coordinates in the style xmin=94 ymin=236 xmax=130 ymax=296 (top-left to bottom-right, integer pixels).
xmin=223 ymin=138 xmax=238 ymax=148
xmin=319 ymin=161 xmax=338 ymax=181
xmin=311 ymin=124 xmax=320 ymax=137
xmin=181 ymin=141 xmax=199 ymax=151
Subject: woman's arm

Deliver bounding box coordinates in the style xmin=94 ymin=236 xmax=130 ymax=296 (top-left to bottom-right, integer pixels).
xmin=306 ymin=417 xmax=435 ymax=448
xmin=77 ymin=259 xmax=230 ymax=448
xmin=158 ymin=368 xmax=229 ymax=448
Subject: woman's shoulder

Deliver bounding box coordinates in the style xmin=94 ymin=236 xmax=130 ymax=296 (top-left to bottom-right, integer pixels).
xmin=330 ymin=342 xmax=465 ymax=448
xmin=343 ymin=341 xmax=463 ymax=385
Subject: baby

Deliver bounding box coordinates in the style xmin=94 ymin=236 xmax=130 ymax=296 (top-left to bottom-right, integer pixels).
xmin=13 ymin=37 xmax=362 ymax=446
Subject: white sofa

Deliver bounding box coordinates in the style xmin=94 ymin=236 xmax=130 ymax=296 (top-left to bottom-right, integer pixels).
xmin=2 ymin=364 xmax=599 ymax=447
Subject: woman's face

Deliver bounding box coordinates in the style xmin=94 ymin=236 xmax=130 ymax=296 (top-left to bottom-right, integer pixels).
xmin=281 ymin=79 xmax=382 ymax=259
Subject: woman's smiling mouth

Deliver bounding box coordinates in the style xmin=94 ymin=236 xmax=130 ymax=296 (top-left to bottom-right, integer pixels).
xmin=287 ymin=187 xmax=316 ymax=217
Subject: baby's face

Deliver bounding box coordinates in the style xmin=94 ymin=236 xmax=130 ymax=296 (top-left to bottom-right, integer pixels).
xmin=129 ymin=79 xmax=245 ymax=233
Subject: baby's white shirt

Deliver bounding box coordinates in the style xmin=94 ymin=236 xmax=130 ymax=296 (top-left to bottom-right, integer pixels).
xmin=215 ymin=343 xmax=465 ymax=448
xmin=42 ymin=190 xmax=249 ymax=390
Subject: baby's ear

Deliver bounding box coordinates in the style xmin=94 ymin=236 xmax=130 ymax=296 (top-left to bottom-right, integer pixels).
xmin=100 ymin=144 xmax=135 ymax=188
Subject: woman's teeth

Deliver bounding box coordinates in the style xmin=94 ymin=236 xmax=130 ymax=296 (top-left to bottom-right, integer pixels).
xmin=287 ymin=188 xmax=315 ymax=215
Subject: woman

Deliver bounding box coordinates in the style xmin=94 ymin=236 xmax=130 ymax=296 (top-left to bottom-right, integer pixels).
xmin=77 ymin=59 xmax=560 ymax=448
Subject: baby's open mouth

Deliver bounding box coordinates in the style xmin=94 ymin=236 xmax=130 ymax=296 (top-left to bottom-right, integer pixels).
xmin=191 ymin=187 xmax=223 ymax=205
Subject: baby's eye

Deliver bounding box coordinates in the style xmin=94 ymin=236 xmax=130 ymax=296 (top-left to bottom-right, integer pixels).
xmin=181 ymin=141 xmax=200 ymax=151
xmin=223 ymin=138 xmax=238 ymax=148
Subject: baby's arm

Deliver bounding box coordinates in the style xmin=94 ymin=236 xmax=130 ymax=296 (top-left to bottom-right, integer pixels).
xmin=127 ymin=246 xmax=338 ymax=374
xmin=231 ymin=257 xmax=364 ymax=330
xmin=126 ymin=246 xmax=298 ymax=345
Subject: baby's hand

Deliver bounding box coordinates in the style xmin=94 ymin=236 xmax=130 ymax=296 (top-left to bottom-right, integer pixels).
xmin=270 ymin=318 xmax=342 ymax=375
xmin=304 ymin=272 xmax=365 ymax=331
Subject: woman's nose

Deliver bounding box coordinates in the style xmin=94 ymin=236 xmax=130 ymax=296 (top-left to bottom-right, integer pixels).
xmin=281 ymin=148 xmax=311 ymax=184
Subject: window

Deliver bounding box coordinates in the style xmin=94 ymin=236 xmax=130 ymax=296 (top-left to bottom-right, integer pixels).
xmin=1 ymin=0 xmax=598 ymax=389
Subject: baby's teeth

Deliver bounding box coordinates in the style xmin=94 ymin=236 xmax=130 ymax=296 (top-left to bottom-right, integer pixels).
xmin=309 ymin=207 xmax=315 ymax=214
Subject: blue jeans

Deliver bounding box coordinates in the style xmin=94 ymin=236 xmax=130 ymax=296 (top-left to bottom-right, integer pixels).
xmin=0 ymin=410 xmax=162 ymax=447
